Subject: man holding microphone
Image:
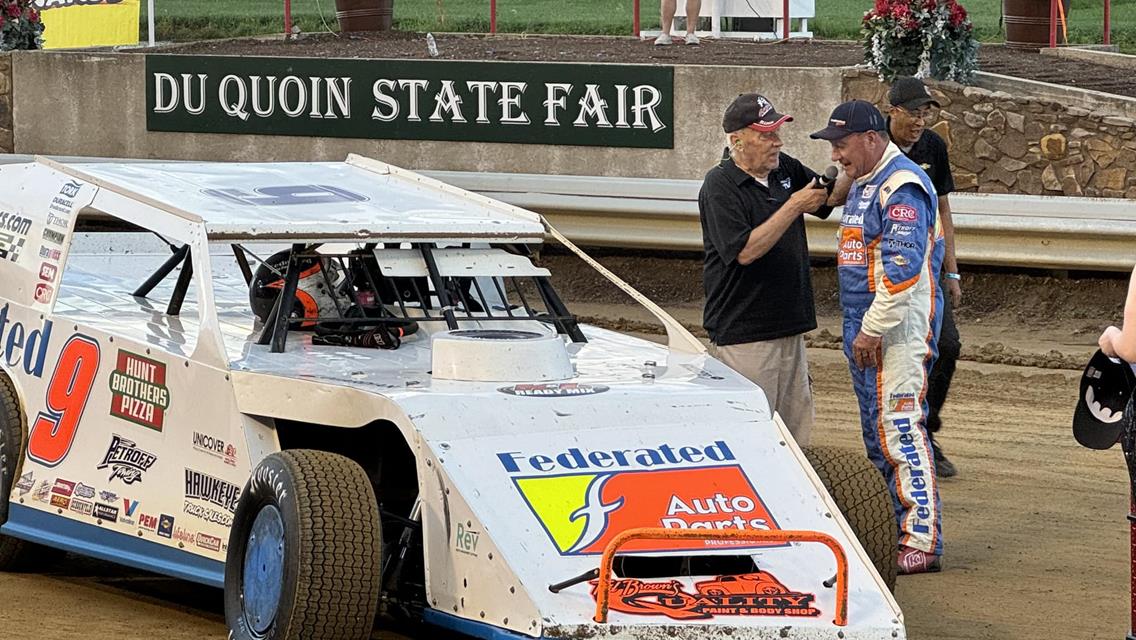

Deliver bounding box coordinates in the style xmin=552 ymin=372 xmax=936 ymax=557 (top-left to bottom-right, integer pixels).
xmin=698 ymin=93 xmax=847 ymax=446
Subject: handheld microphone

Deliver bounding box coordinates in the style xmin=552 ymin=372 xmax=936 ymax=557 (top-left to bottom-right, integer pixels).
xmin=817 ymin=165 xmax=839 ymax=188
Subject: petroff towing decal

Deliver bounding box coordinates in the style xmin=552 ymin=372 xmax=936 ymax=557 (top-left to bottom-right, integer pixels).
xmin=108 ymin=350 xmax=170 ymax=431
xmin=591 ymin=571 xmax=820 ymax=621
xmin=97 ymin=434 xmax=157 ymax=484
xmin=498 ymin=441 xmax=781 ymax=555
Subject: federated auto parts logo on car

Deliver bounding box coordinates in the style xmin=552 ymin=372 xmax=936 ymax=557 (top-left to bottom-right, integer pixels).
xmin=498 ymin=441 xmax=781 ymax=555
xmin=497 ymin=382 xmax=609 ymax=397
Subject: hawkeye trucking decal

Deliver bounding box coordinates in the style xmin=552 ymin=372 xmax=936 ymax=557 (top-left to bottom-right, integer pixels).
xmin=591 ymin=571 xmax=821 ymax=621
xmin=184 ymin=469 xmax=241 ymax=528
xmin=109 ymin=350 xmax=170 ymax=431
xmin=499 ymin=441 xmax=782 ymax=555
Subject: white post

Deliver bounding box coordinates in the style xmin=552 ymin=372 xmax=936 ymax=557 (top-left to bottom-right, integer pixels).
xmin=148 ymin=0 xmax=155 ymax=46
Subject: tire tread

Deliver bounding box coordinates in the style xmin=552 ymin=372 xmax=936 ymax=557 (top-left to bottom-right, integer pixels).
xmin=803 ymin=445 xmax=898 ymax=591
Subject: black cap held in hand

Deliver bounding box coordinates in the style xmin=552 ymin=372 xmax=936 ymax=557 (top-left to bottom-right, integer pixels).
xmin=889 ymin=76 xmax=941 ymax=111
xmin=722 ymin=93 xmax=793 ymax=133
xmin=809 ymin=100 xmax=887 ymax=141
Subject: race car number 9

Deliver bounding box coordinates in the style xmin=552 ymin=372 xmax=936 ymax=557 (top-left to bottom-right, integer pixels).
xmin=27 ymin=336 xmax=101 ymax=467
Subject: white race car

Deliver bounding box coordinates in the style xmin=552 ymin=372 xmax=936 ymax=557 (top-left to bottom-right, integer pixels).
xmin=0 ymin=155 xmax=904 ymax=639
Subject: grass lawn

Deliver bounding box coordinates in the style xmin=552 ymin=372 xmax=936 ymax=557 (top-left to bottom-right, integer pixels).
xmin=141 ymin=0 xmax=1135 ymax=52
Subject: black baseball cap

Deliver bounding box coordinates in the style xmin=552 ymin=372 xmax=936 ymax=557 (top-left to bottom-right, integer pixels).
xmin=1072 ymin=349 xmax=1136 ymax=450
xmin=809 ymin=100 xmax=888 ymax=141
xmin=889 ymin=76 xmax=941 ymax=111
xmin=722 ymin=93 xmax=792 ymax=133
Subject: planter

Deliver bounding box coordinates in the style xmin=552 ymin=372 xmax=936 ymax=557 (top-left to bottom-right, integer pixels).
xmin=334 ymin=0 xmax=393 ymax=32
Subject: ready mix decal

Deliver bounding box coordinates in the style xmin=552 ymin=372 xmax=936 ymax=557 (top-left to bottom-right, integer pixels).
xmin=108 ymin=350 xmax=170 ymax=431
xmin=499 ymin=441 xmax=782 ymax=555
xmin=590 ymin=571 xmax=820 ymax=621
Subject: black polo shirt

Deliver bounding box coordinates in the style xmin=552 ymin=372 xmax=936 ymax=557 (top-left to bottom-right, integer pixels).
xmin=699 ymin=153 xmax=832 ymax=346
xmin=888 ymin=120 xmax=954 ymax=196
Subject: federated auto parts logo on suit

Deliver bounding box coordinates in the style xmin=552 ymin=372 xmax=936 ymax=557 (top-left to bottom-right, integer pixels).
xmin=498 ymin=441 xmax=781 ymax=555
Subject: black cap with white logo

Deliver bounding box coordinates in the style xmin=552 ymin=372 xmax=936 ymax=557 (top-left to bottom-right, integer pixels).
xmin=722 ymin=93 xmax=793 ymax=133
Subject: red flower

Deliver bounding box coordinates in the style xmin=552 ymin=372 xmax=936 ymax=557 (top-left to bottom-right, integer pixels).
xmin=6 ymin=3 xmax=21 ymax=18
xmin=948 ymin=2 xmax=967 ymax=26
xmin=874 ymin=0 xmax=890 ymax=14
xmin=890 ymin=2 xmax=911 ymax=19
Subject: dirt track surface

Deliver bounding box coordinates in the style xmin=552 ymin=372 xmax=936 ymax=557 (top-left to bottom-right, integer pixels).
xmin=155 ymin=32 xmax=1136 ymax=99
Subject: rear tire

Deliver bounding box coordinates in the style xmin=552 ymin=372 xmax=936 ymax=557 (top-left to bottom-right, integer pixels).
xmin=225 ymin=449 xmax=382 ymax=640
xmin=803 ymin=445 xmax=897 ymax=591
xmin=0 ymin=375 xmax=45 ymax=571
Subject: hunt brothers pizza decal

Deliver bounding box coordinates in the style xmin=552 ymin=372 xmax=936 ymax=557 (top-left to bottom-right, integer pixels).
xmin=591 ymin=571 xmax=820 ymax=620
xmin=108 ymin=350 xmax=170 ymax=431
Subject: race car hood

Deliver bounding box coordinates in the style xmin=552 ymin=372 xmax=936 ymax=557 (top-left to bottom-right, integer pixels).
xmin=411 ymin=400 xmax=906 ymax=640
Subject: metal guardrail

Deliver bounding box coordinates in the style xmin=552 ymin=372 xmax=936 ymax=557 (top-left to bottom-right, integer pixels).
xmin=3 ymin=156 xmax=1133 ymax=271
xmin=425 ymin=170 xmax=1136 ymax=272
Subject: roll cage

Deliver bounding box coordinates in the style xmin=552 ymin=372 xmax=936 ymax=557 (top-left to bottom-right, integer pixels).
xmin=135 ymin=240 xmax=585 ymax=353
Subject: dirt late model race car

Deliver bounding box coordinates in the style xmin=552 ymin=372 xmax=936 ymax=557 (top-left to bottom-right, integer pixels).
xmin=0 ymin=154 xmax=904 ymax=640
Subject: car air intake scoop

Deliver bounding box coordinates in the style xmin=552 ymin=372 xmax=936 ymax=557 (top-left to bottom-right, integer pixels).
xmin=431 ymin=329 xmax=574 ymax=382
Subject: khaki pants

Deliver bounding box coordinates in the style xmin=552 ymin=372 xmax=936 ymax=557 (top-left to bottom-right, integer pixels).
xmin=710 ymin=334 xmax=815 ymax=446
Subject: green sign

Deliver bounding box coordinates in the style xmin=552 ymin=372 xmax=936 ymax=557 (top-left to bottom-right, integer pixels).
xmin=146 ymin=55 xmax=674 ymax=149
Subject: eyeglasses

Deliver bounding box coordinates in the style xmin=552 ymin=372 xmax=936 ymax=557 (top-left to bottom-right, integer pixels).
xmin=897 ymin=106 xmax=937 ymax=122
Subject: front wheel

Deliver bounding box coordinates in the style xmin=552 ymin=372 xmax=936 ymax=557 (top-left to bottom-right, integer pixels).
xmin=803 ymin=445 xmax=897 ymax=591
xmin=225 ymin=450 xmax=382 ymax=640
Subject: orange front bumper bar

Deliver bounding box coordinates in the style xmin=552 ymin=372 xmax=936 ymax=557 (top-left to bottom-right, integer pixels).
xmin=592 ymin=527 xmax=849 ymax=627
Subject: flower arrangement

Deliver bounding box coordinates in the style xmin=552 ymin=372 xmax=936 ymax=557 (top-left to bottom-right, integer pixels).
xmin=0 ymin=0 xmax=44 ymax=51
xmin=862 ymin=0 xmax=979 ymax=84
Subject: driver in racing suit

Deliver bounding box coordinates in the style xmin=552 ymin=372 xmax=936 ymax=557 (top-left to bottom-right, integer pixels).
xmin=811 ymin=100 xmax=946 ymax=574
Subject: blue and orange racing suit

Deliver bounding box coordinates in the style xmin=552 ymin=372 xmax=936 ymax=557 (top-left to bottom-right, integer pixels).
xmin=838 ymin=142 xmax=946 ymax=555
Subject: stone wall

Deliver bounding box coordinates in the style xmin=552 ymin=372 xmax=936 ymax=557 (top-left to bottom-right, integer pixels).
xmin=844 ymin=69 xmax=1136 ymax=199
xmin=0 ymin=54 xmax=12 ymax=154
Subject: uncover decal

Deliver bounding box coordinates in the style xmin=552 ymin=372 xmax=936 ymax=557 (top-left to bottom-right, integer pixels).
xmin=501 ymin=441 xmax=780 ymax=555
xmin=108 ymin=350 xmax=170 ymax=431
xmin=590 ymin=571 xmax=821 ymax=620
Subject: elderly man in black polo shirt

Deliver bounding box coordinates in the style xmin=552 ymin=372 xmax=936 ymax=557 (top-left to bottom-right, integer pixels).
xmin=886 ymin=77 xmax=962 ymax=478
xmin=698 ymin=93 xmax=845 ymax=445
